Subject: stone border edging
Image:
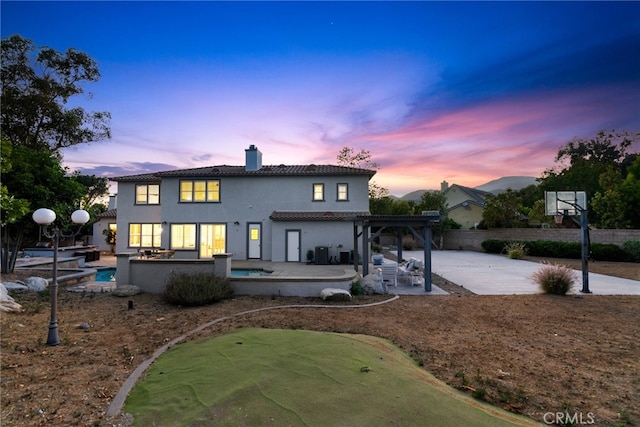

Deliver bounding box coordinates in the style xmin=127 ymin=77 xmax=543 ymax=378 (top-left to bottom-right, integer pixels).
xmin=106 ymin=295 xmax=400 ymax=418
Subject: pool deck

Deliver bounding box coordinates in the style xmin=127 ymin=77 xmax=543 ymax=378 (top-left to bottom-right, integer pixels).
xmin=52 ymin=255 xmax=437 ymax=295
xmin=13 ymin=254 xmax=438 ymax=296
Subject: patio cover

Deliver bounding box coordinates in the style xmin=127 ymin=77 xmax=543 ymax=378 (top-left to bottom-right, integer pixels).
xmin=348 ymin=214 xmax=441 ymax=292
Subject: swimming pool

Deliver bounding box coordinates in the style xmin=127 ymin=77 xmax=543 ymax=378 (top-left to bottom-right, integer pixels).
xmin=96 ymin=268 xmax=116 ymax=282
xmin=230 ymin=269 xmax=272 ymax=277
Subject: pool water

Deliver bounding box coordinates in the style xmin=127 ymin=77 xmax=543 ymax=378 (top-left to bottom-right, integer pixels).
xmin=94 ymin=268 xmax=270 ymax=280
xmin=230 ymin=269 xmax=272 ymax=277
xmin=96 ymin=268 xmax=116 ymax=282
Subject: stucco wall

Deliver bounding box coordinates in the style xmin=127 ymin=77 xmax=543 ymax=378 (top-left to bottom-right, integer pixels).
xmin=115 ymin=172 xmax=371 ymax=261
xmin=442 ymin=228 xmax=640 ymax=251
xmin=448 ymin=204 xmax=484 ymax=230
xmin=270 ymin=221 xmax=358 ymax=262
xmin=92 ymin=218 xmax=115 ymax=253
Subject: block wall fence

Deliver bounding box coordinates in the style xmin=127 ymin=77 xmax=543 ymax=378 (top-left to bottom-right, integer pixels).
xmin=441 ymin=229 xmax=640 ymax=252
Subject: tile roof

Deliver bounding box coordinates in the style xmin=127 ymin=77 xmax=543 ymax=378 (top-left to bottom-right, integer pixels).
xmin=270 ymin=211 xmax=371 ymax=221
xmin=97 ymin=208 xmax=117 ymax=218
xmin=112 ymin=164 xmax=375 ymax=182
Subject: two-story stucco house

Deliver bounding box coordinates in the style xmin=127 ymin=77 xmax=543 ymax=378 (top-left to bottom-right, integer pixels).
xmin=441 ymin=181 xmax=491 ymax=229
xmin=111 ymin=145 xmax=375 ymax=263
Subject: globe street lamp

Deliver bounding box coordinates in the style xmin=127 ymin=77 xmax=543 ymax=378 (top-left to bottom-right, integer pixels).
xmin=32 ymin=208 xmax=90 ymax=346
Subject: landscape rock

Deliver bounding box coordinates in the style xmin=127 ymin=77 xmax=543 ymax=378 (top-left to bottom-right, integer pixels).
xmin=320 ymin=288 xmax=352 ymax=301
xmin=24 ymin=277 xmax=48 ymax=292
xmin=112 ymin=285 xmax=141 ymax=297
xmin=2 ymin=281 xmax=29 ymax=293
xmin=361 ymin=272 xmax=387 ymax=295
xmin=0 ymin=284 xmax=23 ymax=312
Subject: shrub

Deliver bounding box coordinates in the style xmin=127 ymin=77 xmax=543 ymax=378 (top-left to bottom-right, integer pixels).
xmin=481 ymin=239 xmax=509 ymax=254
xmin=350 ymin=280 xmax=363 ymax=296
xmin=163 ymin=271 xmax=234 ymax=306
xmin=622 ymin=240 xmax=640 ymax=262
xmin=590 ymin=243 xmax=626 ymax=262
xmin=531 ymin=262 xmax=577 ymax=295
xmin=505 ymin=241 xmax=527 ymax=259
xmin=402 ymin=235 xmax=416 ymax=250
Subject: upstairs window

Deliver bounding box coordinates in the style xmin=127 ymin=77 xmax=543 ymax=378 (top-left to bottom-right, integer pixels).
xmin=312 ymin=183 xmax=324 ymax=201
xmin=136 ymin=184 xmax=160 ymax=204
xmin=180 ymin=180 xmax=220 ymax=202
xmin=337 ymin=183 xmax=349 ymax=201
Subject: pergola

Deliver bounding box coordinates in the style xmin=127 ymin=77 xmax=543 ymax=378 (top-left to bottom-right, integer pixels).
xmin=349 ymin=213 xmax=441 ymax=292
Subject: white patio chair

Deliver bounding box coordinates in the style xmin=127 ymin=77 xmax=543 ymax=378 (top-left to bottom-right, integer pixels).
xmin=380 ymin=263 xmax=398 ymax=287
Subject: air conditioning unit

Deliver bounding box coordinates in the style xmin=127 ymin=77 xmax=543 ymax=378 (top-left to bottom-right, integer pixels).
xmin=315 ymin=246 xmax=329 ymax=265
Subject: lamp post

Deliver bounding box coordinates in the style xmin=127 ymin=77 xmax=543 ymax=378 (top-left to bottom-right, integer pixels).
xmin=32 ymin=208 xmax=90 ymax=346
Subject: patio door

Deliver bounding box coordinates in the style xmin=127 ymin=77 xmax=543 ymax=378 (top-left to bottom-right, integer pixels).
xmin=200 ymin=224 xmax=226 ymax=258
xmin=286 ymin=230 xmax=300 ymax=262
xmin=248 ymin=223 xmax=261 ymax=259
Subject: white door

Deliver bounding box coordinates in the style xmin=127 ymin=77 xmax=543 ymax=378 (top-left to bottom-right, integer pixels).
xmin=248 ymin=223 xmax=261 ymax=259
xmin=286 ymin=230 xmax=300 ymax=262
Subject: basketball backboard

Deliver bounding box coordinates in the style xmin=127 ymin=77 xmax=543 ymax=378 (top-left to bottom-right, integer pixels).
xmin=544 ymin=191 xmax=587 ymax=216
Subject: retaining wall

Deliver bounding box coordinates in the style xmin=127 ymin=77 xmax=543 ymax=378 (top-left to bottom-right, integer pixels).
xmin=116 ymin=252 xmax=219 ymax=294
xmin=442 ymin=229 xmax=640 ymax=252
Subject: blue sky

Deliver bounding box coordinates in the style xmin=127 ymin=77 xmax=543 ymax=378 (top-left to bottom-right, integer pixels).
xmin=2 ymin=1 xmax=639 ymax=196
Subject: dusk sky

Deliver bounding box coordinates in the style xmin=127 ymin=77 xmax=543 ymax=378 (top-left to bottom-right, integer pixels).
xmin=2 ymin=1 xmax=639 ymax=196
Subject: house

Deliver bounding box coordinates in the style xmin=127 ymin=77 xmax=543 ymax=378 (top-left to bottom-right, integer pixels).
xmin=110 ymin=145 xmax=374 ymax=262
xmin=92 ymin=196 xmax=117 ymax=253
xmin=441 ymin=181 xmax=491 ymax=229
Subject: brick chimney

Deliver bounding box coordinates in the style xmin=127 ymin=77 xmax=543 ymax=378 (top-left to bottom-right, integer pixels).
xmin=441 ymin=181 xmax=449 ymax=192
xmin=245 ymin=145 xmax=262 ymax=171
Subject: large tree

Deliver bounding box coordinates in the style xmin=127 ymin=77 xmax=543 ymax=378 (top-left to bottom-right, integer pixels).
xmin=481 ymin=189 xmax=526 ymax=228
xmin=1 ymin=35 xmax=111 ymax=272
xmin=538 ymin=130 xmax=639 ymax=227
xmin=335 ymin=146 xmax=389 ymax=201
xmin=1 ymin=34 xmax=111 ymax=153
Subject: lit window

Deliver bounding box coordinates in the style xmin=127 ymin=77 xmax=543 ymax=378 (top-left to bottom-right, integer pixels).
xmin=313 ymin=183 xmax=324 ymax=201
xmin=171 ymin=224 xmax=197 ymax=249
xmin=128 ymin=223 xmax=162 ymax=248
xmin=180 ymin=180 xmax=220 ymax=202
xmin=135 ymin=184 xmax=160 ymax=204
xmin=337 ymin=183 xmax=348 ymax=201
xmin=199 ymin=224 xmax=226 ymax=257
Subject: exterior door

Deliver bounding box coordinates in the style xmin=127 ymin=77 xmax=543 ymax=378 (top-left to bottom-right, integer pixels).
xmin=199 ymin=224 xmax=226 ymax=258
xmin=248 ymin=223 xmax=261 ymax=259
xmin=286 ymin=230 xmax=301 ymax=262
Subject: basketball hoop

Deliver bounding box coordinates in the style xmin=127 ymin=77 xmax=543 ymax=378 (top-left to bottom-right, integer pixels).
xmin=554 ymin=214 xmax=564 ymax=225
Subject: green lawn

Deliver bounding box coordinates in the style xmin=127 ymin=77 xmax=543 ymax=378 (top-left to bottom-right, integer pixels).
xmin=125 ymin=328 xmax=536 ymax=426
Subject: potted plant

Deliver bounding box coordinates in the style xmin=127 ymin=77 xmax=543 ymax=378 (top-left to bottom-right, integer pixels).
xmin=103 ymin=228 xmax=116 ymax=254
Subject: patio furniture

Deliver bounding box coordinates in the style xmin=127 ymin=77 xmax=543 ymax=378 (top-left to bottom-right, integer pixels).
xmin=380 ymin=263 xmax=397 ymax=287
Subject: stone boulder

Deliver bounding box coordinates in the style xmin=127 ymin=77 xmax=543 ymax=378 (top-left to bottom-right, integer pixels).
xmin=112 ymin=285 xmax=141 ymax=297
xmin=320 ymin=288 xmax=352 ymax=301
xmin=2 ymin=281 xmax=29 ymax=293
xmin=0 ymin=284 xmax=22 ymax=312
xmin=361 ymin=271 xmax=387 ymax=295
xmin=24 ymin=277 xmax=48 ymax=292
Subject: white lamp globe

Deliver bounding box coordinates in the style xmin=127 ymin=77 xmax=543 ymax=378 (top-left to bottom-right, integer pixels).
xmin=71 ymin=209 xmax=90 ymax=225
xmin=32 ymin=208 xmax=56 ymax=225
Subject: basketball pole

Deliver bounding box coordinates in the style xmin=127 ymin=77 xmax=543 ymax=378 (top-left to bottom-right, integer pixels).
xmin=579 ymin=207 xmax=591 ymax=293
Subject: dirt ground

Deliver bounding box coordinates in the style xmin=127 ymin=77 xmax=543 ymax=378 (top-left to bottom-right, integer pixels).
xmin=1 ymin=258 xmax=638 ymax=427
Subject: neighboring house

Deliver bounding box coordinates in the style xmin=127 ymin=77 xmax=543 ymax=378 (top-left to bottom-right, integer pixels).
xmin=110 ymin=145 xmax=374 ymax=262
xmin=92 ymin=195 xmax=117 ymax=253
xmin=441 ymin=181 xmax=491 ymax=229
